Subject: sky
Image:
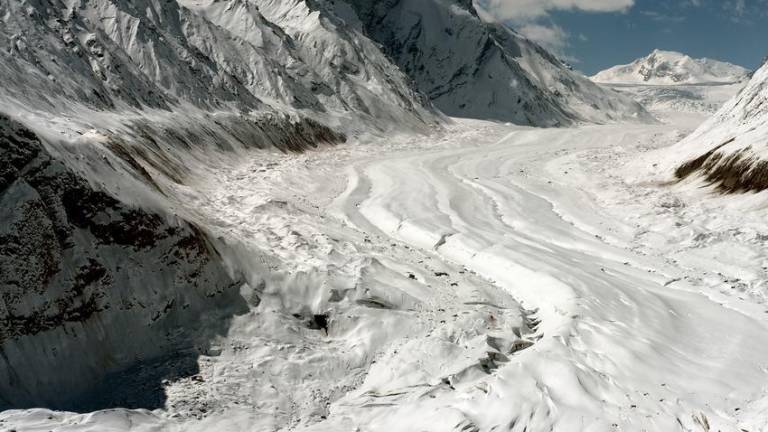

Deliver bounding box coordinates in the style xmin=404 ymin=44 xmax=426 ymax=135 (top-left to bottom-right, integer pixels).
xmin=477 ymin=0 xmax=768 ymax=75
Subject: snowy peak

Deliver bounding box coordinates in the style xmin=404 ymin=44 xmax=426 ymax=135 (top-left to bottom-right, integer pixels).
xmin=592 ymin=49 xmax=751 ymax=85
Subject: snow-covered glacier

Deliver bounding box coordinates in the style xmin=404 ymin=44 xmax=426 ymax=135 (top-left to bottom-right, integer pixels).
xmin=4 ymin=1 xmax=768 ymax=431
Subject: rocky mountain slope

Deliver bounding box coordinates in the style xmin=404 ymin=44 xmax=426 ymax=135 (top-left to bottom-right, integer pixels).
xmin=345 ymin=0 xmax=652 ymax=125
xmin=0 ymin=113 xmax=252 ymax=410
xmin=0 ymin=0 xmax=435 ymax=130
xmin=670 ymin=60 xmax=768 ymax=192
xmin=592 ymin=49 xmax=751 ymax=85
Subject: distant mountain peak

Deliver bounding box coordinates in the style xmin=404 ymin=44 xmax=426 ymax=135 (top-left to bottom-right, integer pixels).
xmin=592 ymin=50 xmax=751 ymax=85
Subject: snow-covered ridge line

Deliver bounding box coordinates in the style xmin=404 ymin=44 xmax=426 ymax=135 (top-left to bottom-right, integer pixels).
xmin=592 ymin=49 xmax=751 ymax=85
xmin=0 ymin=112 xmax=254 ymax=410
xmin=668 ymin=61 xmax=768 ymax=193
xmin=344 ymin=0 xmax=653 ymax=126
xmin=0 ymin=0 xmax=436 ymax=131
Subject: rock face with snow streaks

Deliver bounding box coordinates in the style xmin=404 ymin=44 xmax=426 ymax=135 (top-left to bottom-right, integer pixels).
xmin=342 ymin=0 xmax=652 ymax=125
xmin=0 ymin=113 xmax=250 ymax=410
xmin=0 ymin=0 xmax=434 ymax=127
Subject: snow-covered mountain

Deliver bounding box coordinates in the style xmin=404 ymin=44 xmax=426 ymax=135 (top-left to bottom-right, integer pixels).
xmin=592 ymin=49 xmax=751 ymax=85
xmin=0 ymin=0 xmax=435 ymax=131
xmin=669 ymin=60 xmax=768 ymax=192
xmin=0 ymin=0 xmax=653 ymax=417
xmin=346 ymin=0 xmax=651 ymax=125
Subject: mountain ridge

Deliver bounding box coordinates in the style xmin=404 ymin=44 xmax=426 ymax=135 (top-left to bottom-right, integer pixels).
xmin=345 ymin=0 xmax=652 ymax=126
xmin=670 ymin=60 xmax=768 ymax=192
xmin=592 ymin=49 xmax=751 ymax=85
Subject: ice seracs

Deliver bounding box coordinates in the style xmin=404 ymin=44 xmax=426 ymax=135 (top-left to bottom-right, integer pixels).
xmin=592 ymin=49 xmax=751 ymax=85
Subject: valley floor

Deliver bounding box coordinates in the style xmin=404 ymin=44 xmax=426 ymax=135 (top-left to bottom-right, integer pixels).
xmin=5 ymin=114 xmax=768 ymax=431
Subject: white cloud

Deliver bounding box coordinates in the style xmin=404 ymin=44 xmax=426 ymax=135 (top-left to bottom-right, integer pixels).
xmin=474 ymin=0 xmax=634 ymax=61
xmin=473 ymin=0 xmax=635 ymax=64
xmin=517 ymin=23 xmax=569 ymax=52
xmin=476 ymin=0 xmax=635 ymax=21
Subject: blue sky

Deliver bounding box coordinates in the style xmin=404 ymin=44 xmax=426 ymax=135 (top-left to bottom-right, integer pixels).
xmin=478 ymin=0 xmax=768 ymax=75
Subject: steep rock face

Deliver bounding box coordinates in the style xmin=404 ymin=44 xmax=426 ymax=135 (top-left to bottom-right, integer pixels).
xmin=0 ymin=113 xmax=249 ymax=410
xmin=341 ymin=0 xmax=652 ymax=126
xmin=669 ymin=62 xmax=768 ymax=192
xmin=592 ymin=50 xmax=751 ymax=85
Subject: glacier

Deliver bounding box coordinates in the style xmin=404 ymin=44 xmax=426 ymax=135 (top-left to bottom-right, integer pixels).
xmin=2 ymin=1 xmax=768 ymax=431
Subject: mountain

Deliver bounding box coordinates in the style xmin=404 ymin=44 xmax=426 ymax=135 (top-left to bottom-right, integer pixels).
xmin=0 ymin=0 xmax=435 ymax=131
xmin=592 ymin=49 xmax=751 ymax=85
xmin=670 ymin=60 xmax=768 ymax=192
xmin=345 ymin=0 xmax=652 ymax=125
xmin=0 ymin=0 xmax=654 ymax=412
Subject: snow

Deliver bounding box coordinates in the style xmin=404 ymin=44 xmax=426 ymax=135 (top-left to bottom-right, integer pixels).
xmin=592 ymin=49 xmax=751 ymax=85
xmin=346 ymin=0 xmax=653 ymax=126
xmin=591 ymin=51 xmax=748 ymax=126
xmin=649 ymin=60 xmax=768 ymax=190
xmin=3 ymin=1 xmax=768 ymax=431
xmin=603 ymin=82 xmax=745 ymax=119
xmin=5 ymin=112 xmax=768 ymax=430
